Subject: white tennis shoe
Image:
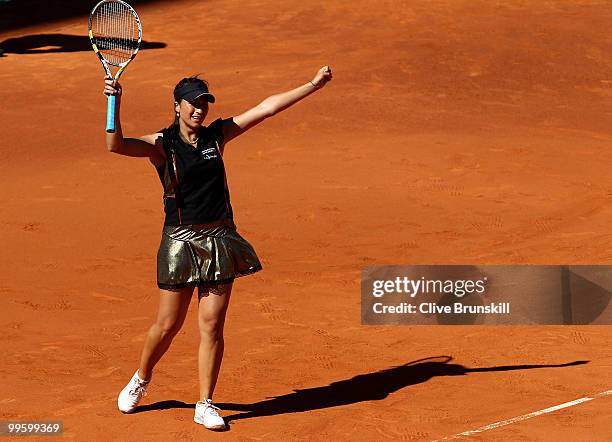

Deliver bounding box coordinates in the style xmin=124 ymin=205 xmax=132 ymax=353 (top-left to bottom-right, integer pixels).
xmin=194 ymin=399 xmax=226 ymax=430
xmin=117 ymin=370 xmax=150 ymax=413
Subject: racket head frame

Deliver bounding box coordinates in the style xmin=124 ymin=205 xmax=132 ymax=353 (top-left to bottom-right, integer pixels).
xmin=88 ymin=0 xmax=142 ymax=82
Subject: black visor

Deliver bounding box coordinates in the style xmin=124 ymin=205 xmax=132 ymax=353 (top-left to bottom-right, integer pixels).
xmin=174 ymin=82 xmax=216 ymax=103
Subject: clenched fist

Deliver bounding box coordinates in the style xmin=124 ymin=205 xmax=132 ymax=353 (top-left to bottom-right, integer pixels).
xmin=310 ymin=66 xmax=333 ymax=89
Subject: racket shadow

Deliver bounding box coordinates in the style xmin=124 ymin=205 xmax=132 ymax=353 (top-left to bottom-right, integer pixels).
xmin=0 ymin=33 xmax=166 ymax=56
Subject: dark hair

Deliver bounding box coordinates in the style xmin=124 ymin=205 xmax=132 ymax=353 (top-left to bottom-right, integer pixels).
xmin=170 ymin=75 xmax=210 ymax=127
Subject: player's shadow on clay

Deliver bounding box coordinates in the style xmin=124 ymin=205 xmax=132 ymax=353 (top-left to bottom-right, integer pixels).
xmin=0 ymin=33 xmax=166 ymax=56
xmin=219 ymin=356 xmax=588 ymax=422
xmin=134 ymin=356 xmax=588 ymax=424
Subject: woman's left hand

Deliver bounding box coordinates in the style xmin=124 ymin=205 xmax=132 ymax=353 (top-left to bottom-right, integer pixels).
xmin=311 ymin=66 xmax=333 ymax=89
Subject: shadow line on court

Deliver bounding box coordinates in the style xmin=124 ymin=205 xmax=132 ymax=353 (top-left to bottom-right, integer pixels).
xmin=0 ymin=33 xmax=166 ymax=56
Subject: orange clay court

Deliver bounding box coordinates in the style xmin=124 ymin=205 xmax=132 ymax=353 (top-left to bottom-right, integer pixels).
xmin=0 ymin=0 xmax=611 ymax=440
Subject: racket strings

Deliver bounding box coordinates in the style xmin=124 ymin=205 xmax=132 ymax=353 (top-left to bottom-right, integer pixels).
xmin=92 ymin=1 xmax=140 ymax=65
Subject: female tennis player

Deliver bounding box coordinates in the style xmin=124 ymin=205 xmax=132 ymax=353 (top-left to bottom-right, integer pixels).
xmin=104 ymin=66 xmax=332 ymax=430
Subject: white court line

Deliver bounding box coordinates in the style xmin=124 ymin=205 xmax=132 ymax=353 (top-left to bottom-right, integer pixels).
xmin=434 ymin=390 xmax=612 ymax=441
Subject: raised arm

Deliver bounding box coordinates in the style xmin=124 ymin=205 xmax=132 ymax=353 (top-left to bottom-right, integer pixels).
xmin=103 ymin=76 xmax=165 ymax=166
xmin=222 ymin=66 xmax=333 ymax=144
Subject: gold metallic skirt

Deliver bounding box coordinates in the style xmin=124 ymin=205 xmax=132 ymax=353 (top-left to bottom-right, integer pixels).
xmin=157 ymin=219 xmax=262 ymax=289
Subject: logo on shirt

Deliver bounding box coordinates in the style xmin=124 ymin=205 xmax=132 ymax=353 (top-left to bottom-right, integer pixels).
xmin=200 ymin=147 xmax=218 ymax=160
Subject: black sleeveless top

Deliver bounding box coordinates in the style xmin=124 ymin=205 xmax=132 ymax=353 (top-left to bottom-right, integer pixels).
xmin=155 ymin=118 xmax=234 ymax=226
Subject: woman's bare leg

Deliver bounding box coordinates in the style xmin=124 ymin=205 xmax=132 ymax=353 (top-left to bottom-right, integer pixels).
xmin=197 ymin=282 xmax=232 ymax=400
xmin=138 ymin=287 xmax=194 ymax=380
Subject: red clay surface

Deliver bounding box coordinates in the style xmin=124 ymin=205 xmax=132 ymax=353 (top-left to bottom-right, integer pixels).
xmin=1 ymin=1 xmax=611 ymax=440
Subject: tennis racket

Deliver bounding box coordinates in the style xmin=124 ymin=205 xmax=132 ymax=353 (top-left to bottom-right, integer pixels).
xmin=88 ymin=0 xmax=142 ymax=133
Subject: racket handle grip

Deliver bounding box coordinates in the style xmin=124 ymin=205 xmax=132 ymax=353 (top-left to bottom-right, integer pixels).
xmin=106 ymin=95 xmax=116 ymax=133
